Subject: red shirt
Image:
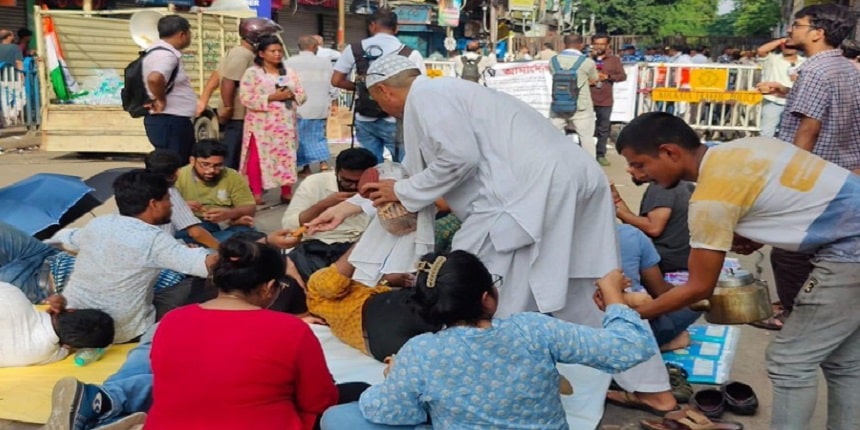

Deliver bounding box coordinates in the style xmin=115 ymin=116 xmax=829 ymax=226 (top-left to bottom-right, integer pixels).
xmin=146 ymin=305 xmax=338 ymax=429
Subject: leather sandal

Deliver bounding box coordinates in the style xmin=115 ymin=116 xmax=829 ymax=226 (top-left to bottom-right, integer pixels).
xmin=641 ymin=407 xmax=744 ymax=430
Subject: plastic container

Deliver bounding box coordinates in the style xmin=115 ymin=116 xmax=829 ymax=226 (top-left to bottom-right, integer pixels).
xmin=74 ymin=347 xmax=108 ymax=366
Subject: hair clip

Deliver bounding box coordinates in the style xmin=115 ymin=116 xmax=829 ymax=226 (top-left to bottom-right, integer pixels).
xmin=415 ymin=256 xmax=447 ymax=288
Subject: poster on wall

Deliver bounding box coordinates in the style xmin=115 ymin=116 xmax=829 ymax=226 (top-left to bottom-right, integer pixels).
xmin=436 ymin=0 xmax=461 ymax=27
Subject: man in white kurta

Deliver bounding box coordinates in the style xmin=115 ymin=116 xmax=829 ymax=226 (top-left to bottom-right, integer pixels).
xmin=308 ymin=55 xmax=672 ymax=428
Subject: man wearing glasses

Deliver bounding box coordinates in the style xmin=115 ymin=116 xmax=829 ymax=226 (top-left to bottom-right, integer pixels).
xmin=174 ymin=139 xmax=258 ymax=243
xmin=281 ymin=148 xmax=378 ymax=286
xmin=755 ymin=4 xmax=860 ymax=344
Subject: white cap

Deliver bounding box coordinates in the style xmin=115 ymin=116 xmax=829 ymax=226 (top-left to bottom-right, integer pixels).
xmin=366 ymin=55 xmax=420 ymax=88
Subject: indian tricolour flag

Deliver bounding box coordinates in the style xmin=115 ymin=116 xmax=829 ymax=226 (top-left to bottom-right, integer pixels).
xmin=42 ymin=12 xmax=81 ymax=101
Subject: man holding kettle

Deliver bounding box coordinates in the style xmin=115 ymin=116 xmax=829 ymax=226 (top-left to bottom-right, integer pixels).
xmin=614 ymin=112 xmax=860 ymax=430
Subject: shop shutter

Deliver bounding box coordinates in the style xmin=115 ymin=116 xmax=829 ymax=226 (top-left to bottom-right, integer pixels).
xmin=278 ymin=9 xmax=321 ymax=56
xmin=0 ymin=2 xmax=28 ymax=35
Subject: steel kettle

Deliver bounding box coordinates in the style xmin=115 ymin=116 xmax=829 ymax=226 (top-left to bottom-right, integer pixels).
xmin=690 ymin=252 xmax=773 ymax=325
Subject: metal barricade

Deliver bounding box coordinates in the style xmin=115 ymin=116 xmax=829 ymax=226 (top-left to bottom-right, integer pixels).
xmin=636 ymin=63 xmax=763 ymax=138
xmin=424 ymin=60 xmax=457 ymax=78
xmin=0 ymin=59 xmax=40 ymax=130
xmin=0 ymin=62 xmax=26 ymax=128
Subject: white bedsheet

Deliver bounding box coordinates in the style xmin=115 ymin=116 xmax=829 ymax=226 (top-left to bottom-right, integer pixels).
xmin=312 ymin=324 xmax=386 ymax=386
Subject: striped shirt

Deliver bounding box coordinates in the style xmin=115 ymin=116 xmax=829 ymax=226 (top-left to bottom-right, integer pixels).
xmin=777 ymin=49 xmax=860 ymax=170
xmin=159 ymin=187 xmax=200 ymax=236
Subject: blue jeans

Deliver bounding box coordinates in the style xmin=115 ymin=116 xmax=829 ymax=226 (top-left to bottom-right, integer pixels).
xmin=650 ymin=308 xmax=702 ymax=347
xmin=175 ymin=221 xmax=255 ymax=245
xmin=0 ymin=221 xmax=59 ymax=302
xmin=766 ymin=260 xmax=860 ymax=430
xmin=760 ymin=99 xmax=784 ymax=138
xmin=99 ymin=324 xmax=157 ymax=424
xmin=355 ymin=119 xmax=400 ymax=163
xmin=321 ymin=402 xmax=427 ymax=430
xmin=143 ymin=114 xmax=195 ymax=162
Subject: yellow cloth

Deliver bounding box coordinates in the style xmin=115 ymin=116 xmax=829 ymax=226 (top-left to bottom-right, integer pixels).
xmin=306 ymin=265 xmax=390 ymax=354
xmin=0 ymin=343 xmax=136 ymax=424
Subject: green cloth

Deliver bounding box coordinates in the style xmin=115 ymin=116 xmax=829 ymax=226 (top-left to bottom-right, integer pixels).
xmin=174 ymin=166 xmax=256 ymax=217
xmin=434 ymin=213 xmax=462 ymax=254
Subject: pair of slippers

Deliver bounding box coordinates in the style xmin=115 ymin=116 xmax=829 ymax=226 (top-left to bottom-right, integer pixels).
xmin=640 ymin=407 xmax=744 ymax=430
xmin=607 ymin=381 xmax=757 ymax=429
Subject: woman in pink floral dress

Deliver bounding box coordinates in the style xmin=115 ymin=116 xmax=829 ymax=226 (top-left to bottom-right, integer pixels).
xmin=240 ymin=36 xmax=307 ymax=205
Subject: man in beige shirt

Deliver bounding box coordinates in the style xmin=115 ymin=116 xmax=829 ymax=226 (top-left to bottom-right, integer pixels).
xmin=282 ymin=148 xmax=378 ymax=283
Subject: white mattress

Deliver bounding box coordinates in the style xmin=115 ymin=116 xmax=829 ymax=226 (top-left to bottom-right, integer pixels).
xmin=311 ymin=324 xmax=386 ymax=386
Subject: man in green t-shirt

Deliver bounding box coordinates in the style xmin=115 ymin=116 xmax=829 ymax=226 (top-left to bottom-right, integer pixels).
xmin=174 ymin=139 xmax=258 ymax=243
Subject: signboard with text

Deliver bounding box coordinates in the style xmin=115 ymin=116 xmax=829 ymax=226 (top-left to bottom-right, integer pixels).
xmin=437 ymin=0 xmax=461 ymax=27
xmin=247 ymin=0 xmax=271 ymax=18
xmin=485 ymin=61 xmax=639 ymax=122
xmin=395 ymin=5 xmax=431 ymax=25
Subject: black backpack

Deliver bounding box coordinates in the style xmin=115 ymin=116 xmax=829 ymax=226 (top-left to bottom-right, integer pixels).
xmin=121 ymin=47 xmax=179 ymax=118
xmin=460 ymin=55 xmax=481 ymax=82
xmin=352 ymin=43 xmax=413 ymax=118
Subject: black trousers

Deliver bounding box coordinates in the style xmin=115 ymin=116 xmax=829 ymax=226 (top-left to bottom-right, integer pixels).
xmin=143 ymin=114 xmax=195 ymax=162
xmin=594 ymin=105 xmax=613 ymax=158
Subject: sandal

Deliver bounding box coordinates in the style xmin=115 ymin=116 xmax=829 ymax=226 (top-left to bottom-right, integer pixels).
xmin=748 ymin=310 xmax=785 ymax=331
xmin=641 ymin=407 xmax=743 ymax=430
xmin=667 ymin=363 xmax=694 ymax=404
xmin=606 ymin=391 xmax=681 ymax=417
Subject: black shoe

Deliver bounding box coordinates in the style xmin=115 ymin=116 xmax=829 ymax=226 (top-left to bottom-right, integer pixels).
xmin=689 ymin=388 xmax=725 ymax=419
xmin=720 ymin=381 xmax=758 ymax=415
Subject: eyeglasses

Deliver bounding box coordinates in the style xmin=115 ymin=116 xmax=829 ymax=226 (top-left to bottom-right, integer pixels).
xmin=492 ymin=274 xmax=504 ymax=289
xmin=791 ymin=23 xmax=817 ymax=29
xmin=196 ymin=160 xmax=224 ymax=171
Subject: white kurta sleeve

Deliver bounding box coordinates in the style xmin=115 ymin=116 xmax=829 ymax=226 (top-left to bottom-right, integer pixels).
xmin=394 ymin=102 xmax=481 ymax=212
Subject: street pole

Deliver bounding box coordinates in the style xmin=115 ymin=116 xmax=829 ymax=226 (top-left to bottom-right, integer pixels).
xmin=337 ymin=0 xmax=345 ymax=50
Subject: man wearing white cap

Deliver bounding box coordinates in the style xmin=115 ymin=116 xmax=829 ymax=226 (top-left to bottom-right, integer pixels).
xmin=308 ymin=55 xmax=671 ymax=428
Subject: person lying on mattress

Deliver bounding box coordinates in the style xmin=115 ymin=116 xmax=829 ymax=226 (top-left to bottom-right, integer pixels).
xmin=305 ymin=244 xmax=442 ymax=363
xmin=0 ymin=281 xmax=114 ymax=368
xmin=319 ymin=250 xmax=658 ymax=430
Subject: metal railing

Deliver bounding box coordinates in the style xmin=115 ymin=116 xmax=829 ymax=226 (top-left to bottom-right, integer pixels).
xmin=635 ymin=63 xmax=763 ymax=138
xmin=0 ymin=58 xmax=40 ymax=130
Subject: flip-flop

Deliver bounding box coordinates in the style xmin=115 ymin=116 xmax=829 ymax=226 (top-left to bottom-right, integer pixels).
xmin=748 ymin=311 xmax=785 ymax=331
xmin=606 ymin=390 xmax=681 ymax=417
xmin=641 ymin=407 xmax=744 ymax=430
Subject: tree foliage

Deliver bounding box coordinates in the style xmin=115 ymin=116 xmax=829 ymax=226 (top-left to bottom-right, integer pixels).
xmin=733 ymin=0 xmax=780 ymax=36
xmin=657 ymin=0 xmax=720 ymax=36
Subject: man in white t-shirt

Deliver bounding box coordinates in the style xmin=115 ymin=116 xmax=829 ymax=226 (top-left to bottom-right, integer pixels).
xmin=616 ymin=112 xmax=860 ymax=430
xmin=331 ymin=8 xmax=425 ymax=163
xmin=0 ymin=282 xmax=114 ymax=368
xmin=755 ymin=38 xmax=804 ymax=137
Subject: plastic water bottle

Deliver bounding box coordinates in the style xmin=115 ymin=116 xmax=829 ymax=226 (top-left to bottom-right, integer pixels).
xmin=74 ymin=348 xmax=107 ymax=366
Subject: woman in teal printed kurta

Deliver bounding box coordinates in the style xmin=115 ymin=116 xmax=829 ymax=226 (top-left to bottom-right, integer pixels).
xmin=240 ymin=36 xmax=306 ymax=204
xmin=320 ymin=251 xmax=658 ymax=430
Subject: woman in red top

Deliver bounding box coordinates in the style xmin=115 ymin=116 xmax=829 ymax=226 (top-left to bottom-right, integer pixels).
xmin=146 ymin=237 xmax=339 ymax=429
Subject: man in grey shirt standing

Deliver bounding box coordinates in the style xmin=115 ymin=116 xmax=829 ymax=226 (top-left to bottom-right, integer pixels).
xmin=142 ymin=15 xmax=197 ymax=162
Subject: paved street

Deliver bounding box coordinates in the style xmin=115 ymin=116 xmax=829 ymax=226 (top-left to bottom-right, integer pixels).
xmin=0 ymin=133 xmax=827 ymax=429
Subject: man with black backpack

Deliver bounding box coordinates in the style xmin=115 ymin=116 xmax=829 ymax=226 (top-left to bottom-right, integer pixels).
xmin=139 ymin=15 xmax=197 ymax=162
xmin=455 ymin=40 xmax=496 ymax=85
xmin=549 ymin=35 xmax=598 ymax=155
xmin=331 ymin=8 xmax=425 ymax=163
